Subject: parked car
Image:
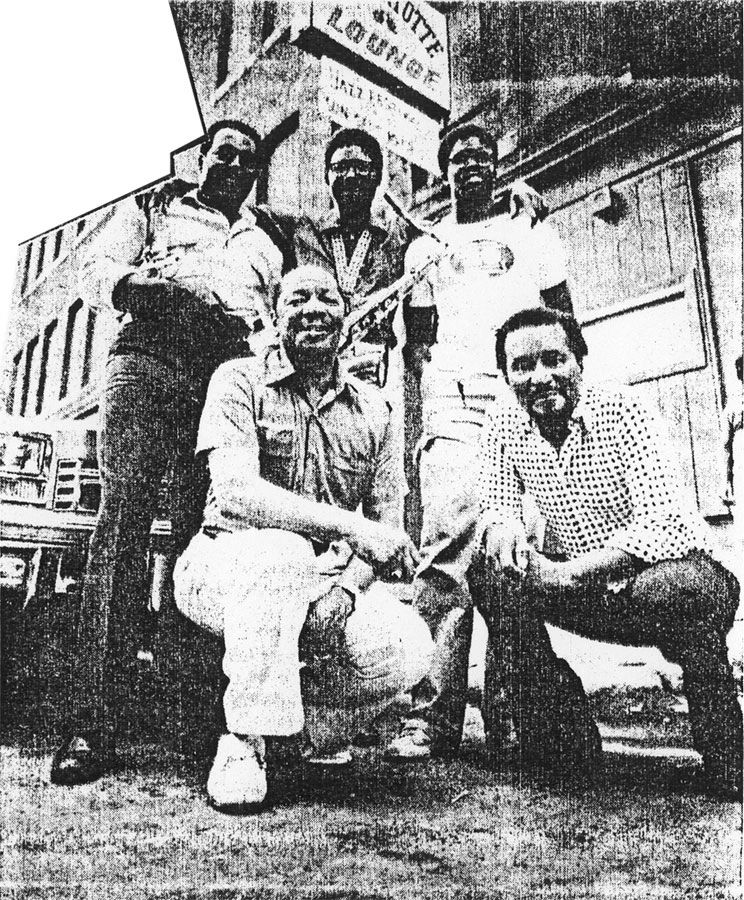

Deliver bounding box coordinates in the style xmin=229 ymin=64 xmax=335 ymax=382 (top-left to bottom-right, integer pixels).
xmin=0 ymin=416 xmax=171 ymax=607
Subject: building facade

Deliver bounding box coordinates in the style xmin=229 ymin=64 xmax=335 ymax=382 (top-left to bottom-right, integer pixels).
xmin=3 ymin=209 xmax=120 ymax=422
xmin=2 ymin=0 xmax=741 ymax=540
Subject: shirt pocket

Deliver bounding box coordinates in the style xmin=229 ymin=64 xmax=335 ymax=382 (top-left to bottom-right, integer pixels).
xmin=257 ymin=421 xmax=295 ymax=485
xmin=330 ymin=442 xmax=372 ymax=508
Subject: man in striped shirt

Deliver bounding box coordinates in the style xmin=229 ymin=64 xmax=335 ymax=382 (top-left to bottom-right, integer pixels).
xmin=469 ymin=306 xmax=741 ymax=797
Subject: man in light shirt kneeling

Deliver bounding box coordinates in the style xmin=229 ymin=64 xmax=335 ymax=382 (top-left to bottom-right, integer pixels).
xmin=174 ymin=265 xmax=432 ymax=813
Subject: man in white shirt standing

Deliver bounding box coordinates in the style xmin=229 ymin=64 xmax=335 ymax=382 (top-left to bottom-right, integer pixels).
xmin=387 ymin=124 xmax=573 ymax=760
xmin=51 ymin=120 xmax=287 ymax=786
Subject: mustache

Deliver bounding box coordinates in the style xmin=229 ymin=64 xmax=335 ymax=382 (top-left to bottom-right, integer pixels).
xmin=529 ymin=386 xmax=563 ymax=401
xmin=455 ymin=168 xmax=491 ymax=183
xmin=289 ymin=313 xmax=338 ymax=331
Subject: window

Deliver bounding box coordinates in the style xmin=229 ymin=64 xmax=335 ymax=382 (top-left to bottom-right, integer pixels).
xmin=35 ymin=236 xmax=47 ymax=280
xmin=53 ymin=228 xmax=64 ymax=260
xmin=6 ymin=351 xmax=22 ymax=414
xmin=20 ymin=243 xmax=33 ymax=294
xmin=76 ymin=219 xmax=86 ymax=235
xmin=474 ymin=2 xmax=742 ymax=83
xmin=59 ymin=299 xmax=83 ymax=399
xmin=81 ymin=309 xmax=97 ymax=387
xmin=20 ymin=336 xmax=38 ymax=416
xmin=36 ymin=319 xmax=58 ymax=414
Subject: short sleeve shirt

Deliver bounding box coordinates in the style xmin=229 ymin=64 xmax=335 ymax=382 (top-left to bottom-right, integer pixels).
xmin=197 ymin=347 xmax=400 ymax=530
xmin=405 ymin=211 xmax=568 ymax=414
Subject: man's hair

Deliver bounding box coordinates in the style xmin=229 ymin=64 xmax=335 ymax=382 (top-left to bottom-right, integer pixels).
xmin=272 ymin=264 xmax=348 ymax=317
xmin=495 ymin=307 xmax=588 ymax=376
xmin=324 ymin=128 xmax=383 ymax=181
xmin=438 ymin=124 xmax=497 ymax=177
xmin=200 ymin=120 xmax=263 ymax=163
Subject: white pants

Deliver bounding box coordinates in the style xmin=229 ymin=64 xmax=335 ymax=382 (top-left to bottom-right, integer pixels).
xmin=174 ymin=529 xmax=432 ymax=746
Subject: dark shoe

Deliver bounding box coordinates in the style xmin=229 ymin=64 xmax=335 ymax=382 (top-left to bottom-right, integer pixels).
xmin=670 ymin=765 xmax=742 ymax=802
xmin=50 ymin=735 xmax=112 ymax=786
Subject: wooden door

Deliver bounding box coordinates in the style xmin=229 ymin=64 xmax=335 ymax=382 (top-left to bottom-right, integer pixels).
xmin=551 ymin=141 xmax=741 ymax=517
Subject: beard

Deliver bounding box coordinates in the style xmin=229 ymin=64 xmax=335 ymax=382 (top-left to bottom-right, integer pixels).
xmin=200 ymin=166 xmax=254 ymax=206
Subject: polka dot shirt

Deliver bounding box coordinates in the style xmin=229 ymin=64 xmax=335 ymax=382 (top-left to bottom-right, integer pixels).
xmin=477 ymin=383 xmax=716 ymax=564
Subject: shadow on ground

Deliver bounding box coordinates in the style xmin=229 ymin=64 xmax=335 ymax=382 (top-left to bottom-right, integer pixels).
xmin=1 ymin=592 xmax=741 ymax=899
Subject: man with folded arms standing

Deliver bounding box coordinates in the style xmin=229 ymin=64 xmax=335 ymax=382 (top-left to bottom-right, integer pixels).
xmin=388 ymin=124 xmax=573 ymax=760
xmin=51 ymin=120 xmax=287 ymax=785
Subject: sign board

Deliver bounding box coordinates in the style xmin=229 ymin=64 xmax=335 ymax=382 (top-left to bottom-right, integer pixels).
xmin=319 ymin=57 xmax=440 ymax=173
xmin=298 ymin=2 xmax=450 ymax=111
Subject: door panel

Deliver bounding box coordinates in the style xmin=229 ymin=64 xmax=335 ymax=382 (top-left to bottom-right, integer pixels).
xmin=550 ymin=149 xmax=733 ymax=517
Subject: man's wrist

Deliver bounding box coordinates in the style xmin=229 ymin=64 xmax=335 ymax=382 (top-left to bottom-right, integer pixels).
xmin=404 ymin=305 xmax=438 ymax=346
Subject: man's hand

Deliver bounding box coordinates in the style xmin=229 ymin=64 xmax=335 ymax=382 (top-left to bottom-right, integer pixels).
xmin=523 ymin=551 xmax=575 ymax=592
xmin=300 ymin=585 xmax=355 ymax=659
xmin=509 ymin=180 xmax=549 ymax=226
xmin=347 ymin=520 xmax=419 ymax=582
xmin=115 ymin=268 xmax=220 ymax=318
xmin=482 ymin=521 xmax=530 ymax=579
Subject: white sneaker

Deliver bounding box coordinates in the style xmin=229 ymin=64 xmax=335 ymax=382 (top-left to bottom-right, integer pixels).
xmin=207 ymin=734 xmax=267 ymax=812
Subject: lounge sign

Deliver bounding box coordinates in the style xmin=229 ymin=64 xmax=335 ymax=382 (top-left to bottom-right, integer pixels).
xmin=319 ymin=57 xmax=440 ymax=172
xmin=304 ymin=2 xmax=450 ymax=110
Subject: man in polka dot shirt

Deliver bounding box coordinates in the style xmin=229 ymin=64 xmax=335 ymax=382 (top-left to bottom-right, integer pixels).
xmin=469 ymin=306 xmax=741 ymax=798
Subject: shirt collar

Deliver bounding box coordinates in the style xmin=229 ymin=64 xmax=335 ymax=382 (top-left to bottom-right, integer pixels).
xmin=262 ymin=344 xmax=355 ymax=407
xmin=180 ymin=188 xmax=255 ymax=222
xmin=318 ymin=208 xmax=388 ymax=240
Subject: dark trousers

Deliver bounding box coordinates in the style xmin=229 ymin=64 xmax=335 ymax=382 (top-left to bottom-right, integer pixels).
xmin=469 ymin=551 xmax=742 ymax=783
xmin=69 ymin=352 xmax=209 ymax=742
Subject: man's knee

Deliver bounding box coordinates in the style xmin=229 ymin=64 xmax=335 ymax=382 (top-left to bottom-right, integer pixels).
xmin=634 ymin=552 xmax=740 ymax=642
xmin=174 ymin=529 xmax=316 ymax=635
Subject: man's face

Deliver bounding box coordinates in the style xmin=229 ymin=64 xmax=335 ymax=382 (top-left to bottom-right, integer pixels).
xmin=504 ymin=324 xmax=583 ymax=428
xmin=447 ymin=135 xmax=495 ymax=204
xmin=327 ymin=144 xmax=379 ymax=216
xmin=198 ymin=127 xmax=258 ymax=204
xmin=276 ymin=266 xmax=346 ymax=363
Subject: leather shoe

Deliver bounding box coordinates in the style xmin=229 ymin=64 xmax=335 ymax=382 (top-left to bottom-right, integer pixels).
xmin=50 ymin=735 xmax=112 ymax=786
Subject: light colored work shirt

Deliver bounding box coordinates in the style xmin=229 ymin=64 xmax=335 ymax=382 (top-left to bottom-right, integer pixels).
xmin=197 ymin=346 xmax=401 ymax=530
xmin=79 ymin=187 xmax=283 ymax=338
xmin=477 ymin=381 xmax=717 ymax=566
